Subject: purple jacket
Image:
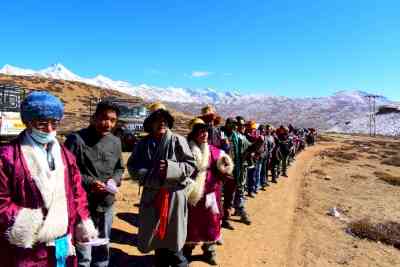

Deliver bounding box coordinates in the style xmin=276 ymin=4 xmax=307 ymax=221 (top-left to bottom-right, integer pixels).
xmin=0 ymin=133 xmax=93 ymax=267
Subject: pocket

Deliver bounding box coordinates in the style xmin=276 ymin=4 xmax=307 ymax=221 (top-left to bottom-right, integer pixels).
xmin=99 ymin=151 xmax=116 ymax=170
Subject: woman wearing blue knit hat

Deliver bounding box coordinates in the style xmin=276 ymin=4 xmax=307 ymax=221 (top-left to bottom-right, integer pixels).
xmin=0 ymin=91 xmax=97 ymax=267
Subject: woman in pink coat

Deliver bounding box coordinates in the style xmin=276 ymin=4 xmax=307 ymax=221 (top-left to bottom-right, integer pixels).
xmin=0 ymin=91 xmax=97 ymax=267
xmin=184 ymin=118 xmax=234 ymax=265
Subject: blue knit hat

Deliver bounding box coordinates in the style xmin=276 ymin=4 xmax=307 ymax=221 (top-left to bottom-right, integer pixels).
xmin=21 ymin=91 xmax=64 ymax=122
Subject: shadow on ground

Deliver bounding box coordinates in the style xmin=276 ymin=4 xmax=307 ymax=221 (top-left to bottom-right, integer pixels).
xmin=109 ymin=247 xmax=154 ymax=267
xmin=117 ymin=212 xmax=140 ymax=227
xmin=111 ymin=228 xmax=138 ymax=247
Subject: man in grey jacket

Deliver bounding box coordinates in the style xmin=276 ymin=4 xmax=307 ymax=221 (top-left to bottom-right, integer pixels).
xmin=65 ymin=100 xmax=125 ymax=267
xmin=128 ymin=107 xmax=196 ymax=267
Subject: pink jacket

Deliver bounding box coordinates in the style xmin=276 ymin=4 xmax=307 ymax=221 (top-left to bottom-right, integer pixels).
xmin=0 ymin=134 xmax=94 ymax=267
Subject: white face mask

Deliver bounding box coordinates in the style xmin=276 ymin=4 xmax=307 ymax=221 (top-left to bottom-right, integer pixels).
xmin=30 ymin=128 xmax=57 ymax=144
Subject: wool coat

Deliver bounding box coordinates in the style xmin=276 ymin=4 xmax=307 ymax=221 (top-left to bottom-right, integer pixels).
xmin=127 ymin=129 xmax=196 ymax=253
xmin=186 ymin=143 xmax=233 ymax=244
xmin=0 ymin=132 xmax=96 ymax=267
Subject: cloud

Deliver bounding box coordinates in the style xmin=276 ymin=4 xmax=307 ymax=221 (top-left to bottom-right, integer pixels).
xmin=223 ymin=72 xmax=233 ymax=76
xmin=191 ymin=71 xmax=212 ymax=78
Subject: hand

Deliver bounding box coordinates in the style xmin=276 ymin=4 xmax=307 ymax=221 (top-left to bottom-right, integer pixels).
xmin=92 ymin=180 xmax=107 ymax=193
xmin=159 ymin=160 xmax=167 ymax=179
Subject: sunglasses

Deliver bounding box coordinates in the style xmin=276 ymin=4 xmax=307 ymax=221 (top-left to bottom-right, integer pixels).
xmin=33 ymin=119 xmax=61 ymax=130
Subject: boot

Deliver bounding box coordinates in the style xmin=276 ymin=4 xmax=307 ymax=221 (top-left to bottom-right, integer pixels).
xmin=221 ymin=220 xmax=235 ymax=230
xmin=183 ymin=245 xmax=194 ymax=262
xmin=261 ymin=185 xmax=267 ymax=191
xmin=203 ymin=251 xmax=217 ymax=266
xmin=232 ymin=209 xmax=241 ymax=216
xmin=240 ymin=212 xmax=252 ymax=225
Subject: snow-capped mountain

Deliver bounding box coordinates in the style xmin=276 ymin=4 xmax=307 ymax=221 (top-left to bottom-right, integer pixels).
xmin=1 ymin=63 xmax=398 ymax=134
xmin=329 ymin=112 xmax=400 ymax=136
xmin=0 ymin=63 xmax=244 ymax=103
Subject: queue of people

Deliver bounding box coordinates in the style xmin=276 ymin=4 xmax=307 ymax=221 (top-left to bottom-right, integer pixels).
xmin=0 ymin=91 xmax=317 ymax=267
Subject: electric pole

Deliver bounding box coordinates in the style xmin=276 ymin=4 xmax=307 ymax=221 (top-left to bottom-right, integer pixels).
xmin=365 ymin=95 xmax=379 ymax=137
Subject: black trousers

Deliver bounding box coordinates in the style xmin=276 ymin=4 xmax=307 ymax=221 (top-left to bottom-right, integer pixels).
xmin=154 ymin=248 xmax=188 ymax=267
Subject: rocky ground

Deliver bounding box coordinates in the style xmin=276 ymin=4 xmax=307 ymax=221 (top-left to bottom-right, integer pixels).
xmin=109 ymin=133 xmax=400 ymax=267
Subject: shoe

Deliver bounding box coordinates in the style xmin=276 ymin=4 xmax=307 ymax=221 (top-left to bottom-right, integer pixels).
xmin=216 ymin=238 xmax=224 ymax=246
xmin=247 ymin=192 xmax=255 ymax=198
xmin=183 ymin=246 xmax=193 ymax=262
xmin=271 ymin=179 xmax=278 ymax=183
xmin=240 ymin=213 xmax=252 ymax=225
xmin=204 ymin=253 xmax=218 ymax=266
xmin=232 ymin=209 xmax=241 ymax=216
xmin=261 ymin=186 xmax=267 ymax=191
xmin=282 ymin=173 xmax=288 ymax=177
xmin=221 ymin=220 xmax=235 ymax=230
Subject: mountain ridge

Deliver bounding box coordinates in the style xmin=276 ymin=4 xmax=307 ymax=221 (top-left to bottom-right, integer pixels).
xmin=0 ymin=63 xmax=390 ymax=104
xmin=1 ymin=63 xmax=398 ymax=135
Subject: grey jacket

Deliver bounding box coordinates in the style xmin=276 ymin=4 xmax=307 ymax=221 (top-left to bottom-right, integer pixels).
xmin=127 ymin=129 xmax=196 ymax=253
xmin=65 ymin=127 xmax=124 ymax=211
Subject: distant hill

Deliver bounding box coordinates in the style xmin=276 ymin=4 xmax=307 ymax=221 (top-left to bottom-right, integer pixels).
xmin=2 ymin=63 xmax=399 ymax=135
xmin=0 ymin=74 xmax=192 ymax=135
xmin=329 ymin=105 xmax=400 ymax=136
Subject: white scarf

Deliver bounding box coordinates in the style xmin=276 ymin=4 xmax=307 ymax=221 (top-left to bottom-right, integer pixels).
xmin=21 ymin=132 xmax=69 ymax=244
xmin=187 ymin=141 xmax=209 ymax=206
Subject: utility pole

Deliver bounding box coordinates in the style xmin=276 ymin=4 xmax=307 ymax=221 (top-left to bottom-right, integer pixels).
xmin=365 ymin=95 xmax=379 ymax=137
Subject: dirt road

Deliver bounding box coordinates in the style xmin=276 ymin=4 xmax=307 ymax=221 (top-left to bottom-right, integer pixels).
xmin=110 ymin=144 xmax=332 ymax=267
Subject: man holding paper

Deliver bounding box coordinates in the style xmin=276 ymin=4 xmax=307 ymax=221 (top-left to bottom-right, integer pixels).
xmin=65 ymin=100 xmax=125 ymax=267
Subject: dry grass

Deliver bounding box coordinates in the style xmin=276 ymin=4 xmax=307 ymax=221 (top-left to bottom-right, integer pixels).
xmin=372 ymin=140 xmax=388 ymax=147
xmin=350 ymin=174 xmax=368 ymax=180
xmin=381 ymin=156 xmax=400 ymax=167
xmin=335 ymin=158 xmax=351 ymax=164
xmin=374 ymin=171 xmax=400 ymax=186
xmin=358 ymin=163 xmax=375 ymax=168
xmin=317 ymin=135 xmax=336 ymax=142
xmin=382 ymin=150 xmax=399 ymax=156
xmin=310 ymin=169 xmax=327 ymax=177
xmin=340 ymin=145 xmax=354 ymax=151
xmin=336 ymin=151 xmax=359 ymax=161
xmin=387 ymin=142 xmax=400 ymax=150
xmin=321 ymin=148 xmax=359 ymax=162
xmin=348 ymin=219 xmax=400 ymax=249
xmin=366 ymin=155 xmax=379 ymax=160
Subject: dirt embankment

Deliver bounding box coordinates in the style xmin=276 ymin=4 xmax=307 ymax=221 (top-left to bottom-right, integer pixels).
xmin=110 ymin=142 xmax=335 ymax=267
xmin=109 ymin=134 xmax=400 ymax=267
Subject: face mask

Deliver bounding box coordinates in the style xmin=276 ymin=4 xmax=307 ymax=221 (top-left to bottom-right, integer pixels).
xmin=30 ymin=128 xmax=57 ymax=144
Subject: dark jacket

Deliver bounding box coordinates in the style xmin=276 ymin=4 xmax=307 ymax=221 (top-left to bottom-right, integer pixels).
xmin=65 ymin=126 xmax=125 ymax=211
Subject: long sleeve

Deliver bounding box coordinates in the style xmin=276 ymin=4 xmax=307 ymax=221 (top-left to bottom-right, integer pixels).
xmin=64 ymin=134 xmax=96 ymax=187
xmin=165 ymin=135 xmax=196 ymax=183
xmin=127 ymin=141 xmax=149 ymax=183
xmin=111 ymin=139 xmax=124 ymax=186
xmin=65 ymin=150 xmax=98 ymax=241
xmin=0 ymin=148 xmax=44 ymax=248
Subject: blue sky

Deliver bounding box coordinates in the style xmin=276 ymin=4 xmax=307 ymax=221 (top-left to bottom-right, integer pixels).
xmin=1 ymin=0 xmax=399 ymax=100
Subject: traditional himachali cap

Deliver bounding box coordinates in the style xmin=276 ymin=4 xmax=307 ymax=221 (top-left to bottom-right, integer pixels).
xmin=147 ymin=102 xmax=167 ymax=113
xmin=188 ymin=117 xmax=209 ymax=141
xmin=201 ymin=104 xmax=216 ymax=115
xmin=225 ymin=117 xmax=237 ymax=127
xmin=236 ymin=116 xmax=246 ymax=126
xmin=246 ymin=120 xmax=257 ymax=130
xmin=20 ymin=91 xmax=64 ymax=123
xmin=143 ymin=102 xmax=174 ymax=133
xmin=188 ymin=117 xmax=206 ymax=130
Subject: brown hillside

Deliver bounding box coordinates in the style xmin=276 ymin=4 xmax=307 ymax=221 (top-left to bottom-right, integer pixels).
xmin=0 ymin=74 xmax=191 ymax=135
